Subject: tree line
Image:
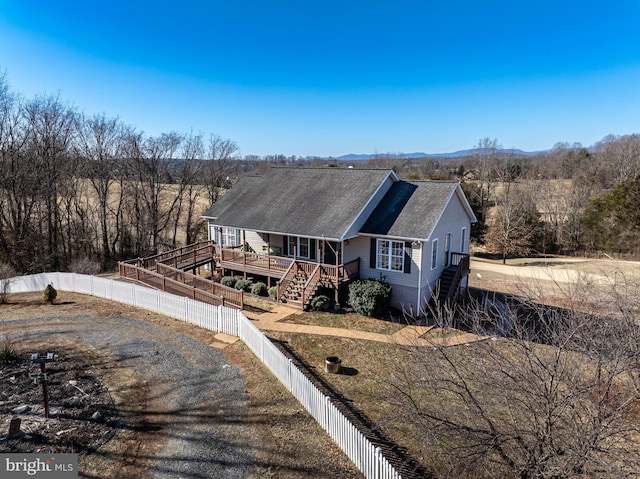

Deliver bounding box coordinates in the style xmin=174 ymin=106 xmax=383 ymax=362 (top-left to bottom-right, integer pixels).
xmin=475 ymin=135 xmax=640 ymax=260
xmin=0 ymin=75 xmax=239 ymax=274
xmin=4 ymin=69 xmax=639 ymax=275
xmin=365 ymin=136 xmax=640 ymax=260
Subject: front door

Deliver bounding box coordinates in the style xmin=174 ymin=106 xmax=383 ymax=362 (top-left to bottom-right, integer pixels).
xmin=323 ymin=241 xmax=338 ymax=265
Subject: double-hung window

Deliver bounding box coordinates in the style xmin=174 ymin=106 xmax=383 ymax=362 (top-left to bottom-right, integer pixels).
xmin=376 ymin=239 xmax=404 ymax=272
xmin=288 ymin=236 xmax=310 ymax=259
xmin=220 ymin=227 xmax=240 ymax=246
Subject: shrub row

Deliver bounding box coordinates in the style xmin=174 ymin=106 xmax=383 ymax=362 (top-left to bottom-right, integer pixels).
xmin=220 ymin=276 xmax=268 ymax=297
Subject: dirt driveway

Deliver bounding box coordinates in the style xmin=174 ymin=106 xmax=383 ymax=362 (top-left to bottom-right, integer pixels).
xmin=467 ymin=255 xmax=640 ymax=313
xmin=0 ymin=293 xmax=362 ymax=479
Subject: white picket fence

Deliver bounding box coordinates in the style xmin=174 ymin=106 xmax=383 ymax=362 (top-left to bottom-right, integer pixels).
xmin=6 ymin=273 xmax=402 ymax=479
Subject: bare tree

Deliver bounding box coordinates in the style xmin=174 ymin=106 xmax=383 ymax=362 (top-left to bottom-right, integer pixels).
xmin=22 ymin=94 xmax=79 ymax=270
xmin=471 ymin=138 xmax=500 ymax=206
xmin=384 ymin=277 xmax=640 ymax=478
xmin=76 ymin=114 xmax=132 ymax=267
xmin=169 ymin=131 xmax=206 ymax=247
xmin=0 ymin=74 xmax=31 ymax=270
xmin=484 ymin=178 xmax=542 ymax=263
xmin=596 ymin=134 xmax=640 ymax=187
xmin=125 ymin=132 xmax=183 ymax=255
xmin=0 ymin=262 xmax=16 ymax=303
xmin=204 ymin=134 xmax=238 ymax=205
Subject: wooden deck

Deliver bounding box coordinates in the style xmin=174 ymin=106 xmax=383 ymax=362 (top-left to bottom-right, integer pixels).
xmin=219 ymin=248 xmax=294 ymax=278
xmin=120 ymin=241 xmax=360 ymax=310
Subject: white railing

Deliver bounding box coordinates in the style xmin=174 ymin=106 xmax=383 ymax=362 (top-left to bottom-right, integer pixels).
xmin=7 ymin=273 xmax=402 ymax=479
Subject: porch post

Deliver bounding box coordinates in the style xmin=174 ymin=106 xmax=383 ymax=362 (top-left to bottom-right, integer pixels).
xmin=335 ymin=242 xmax=340 ymax=304
xmin=267 ymin=235 xmax=271 ymax=271
xmin=242 ymin=229 xmax=247 ymax=279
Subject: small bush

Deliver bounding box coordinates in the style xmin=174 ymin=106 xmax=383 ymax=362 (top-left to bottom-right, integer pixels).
xmin=69 ymin=256 xmax=102 ymax=275
xmin=234 ymin=279 xmax=252 ymax=291
xmin=348 ymin=279 xmax=391 ymax=317
xmin=268 ymin=286 xmax=278 ymax=300
xmin=0 ymin=262 xmax=17 ymax=304
xmin=43 ymin=283 xmax=57 ymax=304
xmin=0 ymin=336 xmax=18 ymax=364
xmin=251 ymin=282 xmax=268 ymax=296
xmin=220 ymin=276 xmax=236 ymax=288
xmin=310 ymin=295 xmax=331 ymax=312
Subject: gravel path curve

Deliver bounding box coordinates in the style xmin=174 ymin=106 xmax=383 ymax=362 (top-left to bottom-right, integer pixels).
xmin=2 ymin=314 xmax=254 ymax=479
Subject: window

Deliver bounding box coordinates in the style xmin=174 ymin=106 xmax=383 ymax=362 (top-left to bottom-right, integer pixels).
xmin=431 ymin=239 xmax=438 ymax=270
xmin=288 ymin=236 xmax=310 ymax=259
xmin=220 ymin=227 xmax=240 ymax=246
xmin=460 ymin=227 xmax=467 ymax=252
xmin=299 ymin=237 xmax=310 ymax=258
xmin=376 ymin=239 xmax=404 ymax=272
xmin=444 ymin=233 xmax=452 ymax=266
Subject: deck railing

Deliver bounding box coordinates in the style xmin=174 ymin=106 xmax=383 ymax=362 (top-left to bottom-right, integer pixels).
xmin=119 ymin=261 xmax=242 ymax=308
xmin=156 ymin=242 xmax=217 ymax=270
xmin=156 ymin=263 xmax=243 ymax=308
xmin=443 ymin=253 xmax=470 ymax=305
xmin=220 ymin=247 xmax=293 ymax=274
xmin=128 ymin=241 xmax=216 ymax=270
xmin=122 ymin=242 xmax=362 ymax=310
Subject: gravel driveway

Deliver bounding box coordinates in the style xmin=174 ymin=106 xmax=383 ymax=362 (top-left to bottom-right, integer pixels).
xmin=2 ymin=314 xmax=254 ymax=479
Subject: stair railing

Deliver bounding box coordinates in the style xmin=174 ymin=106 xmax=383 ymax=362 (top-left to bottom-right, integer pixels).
xmin=276 ymin=260 xmax=298 ymax=303
xmin=301 ymin=264 xmax=321 ymax=308
xmin=442 ymin=253 xmax=470 ymax=305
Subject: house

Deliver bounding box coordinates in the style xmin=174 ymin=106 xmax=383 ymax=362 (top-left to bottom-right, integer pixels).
xmin=201 ymin=167 xmax=477 ymax=316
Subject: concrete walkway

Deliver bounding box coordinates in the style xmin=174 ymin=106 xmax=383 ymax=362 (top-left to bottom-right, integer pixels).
xmin=244 ymin=305 xmax=487 ymax=347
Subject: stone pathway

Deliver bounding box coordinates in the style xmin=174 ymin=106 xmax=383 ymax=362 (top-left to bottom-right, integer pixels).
xmin=244 ymin=306 xmax=487 ymax=347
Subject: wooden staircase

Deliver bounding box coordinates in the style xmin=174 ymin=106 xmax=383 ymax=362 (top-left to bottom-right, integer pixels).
xmin=433 ymin=253 xmax=471 ymax=313
xmin=437 ymin=266 xmax=458 ymax=305
xmin=280 ymin=271 xmax=307 ymax=308
xmin=279 ymin=261 xmax=322 ymax=310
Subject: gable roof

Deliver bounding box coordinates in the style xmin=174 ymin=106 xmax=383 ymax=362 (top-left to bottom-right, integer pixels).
xmin=360 ymin=180 xmax=476 ymax=241
xmin=201 ymin=167 xmax=396 ymax=241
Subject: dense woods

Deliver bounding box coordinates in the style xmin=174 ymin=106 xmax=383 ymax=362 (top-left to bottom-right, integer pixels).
xmin=2 ymin=74 xmax=640 ymax=275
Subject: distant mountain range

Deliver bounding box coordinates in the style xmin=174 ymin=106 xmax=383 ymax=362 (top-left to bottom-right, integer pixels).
xmin=312 ymin=148 xmax=548 ymax=162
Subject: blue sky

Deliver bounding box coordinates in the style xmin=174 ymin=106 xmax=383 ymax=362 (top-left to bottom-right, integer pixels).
xmin=1 ymin=1 xmax=640 ymax=157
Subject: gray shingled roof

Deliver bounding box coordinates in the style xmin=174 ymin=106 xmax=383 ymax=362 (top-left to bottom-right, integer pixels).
xmin=360 ymin=180 xmax=464 ymax=240
xmin=201 ymin=167 xmax=394 ymax=240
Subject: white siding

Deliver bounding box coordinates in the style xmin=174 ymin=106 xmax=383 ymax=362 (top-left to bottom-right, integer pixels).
xmin=348 ymin=235 xmax=419 ymax=288
xmin=421 ymin=191 xmax=473 ymax=290
xmin=343 ymin=236 xmax=368 ymax=264
xmin=343 ymin=175 xmax=395 ymax=239
xmin=243 ymin=231 xmax=264 ymax=253
xmin=243 ymin=231 xmax=286 ymax=255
